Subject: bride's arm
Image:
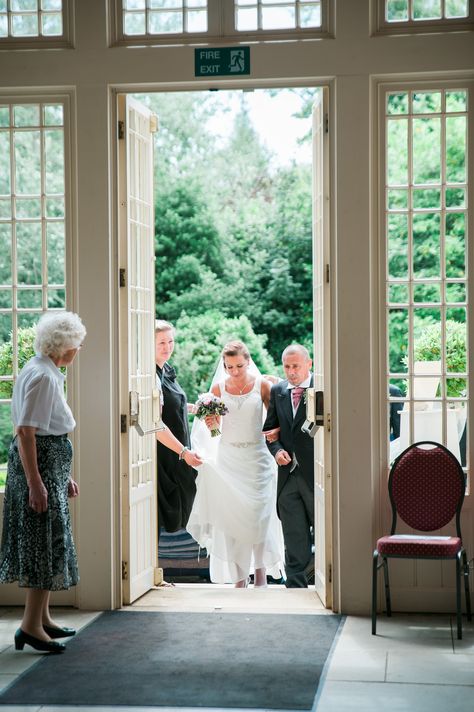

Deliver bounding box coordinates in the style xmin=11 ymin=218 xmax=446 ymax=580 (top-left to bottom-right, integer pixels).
xmin=260 ymin=378 xmax=272 ymax=409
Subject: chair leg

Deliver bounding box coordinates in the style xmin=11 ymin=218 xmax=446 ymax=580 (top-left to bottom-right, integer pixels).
xmin=461 ymin=549 xmax=472 ymax=622
xmin=456 ymin=553 xmax=462 ymax=640
xmin=382 ymin=557 xmax=392 ymax=617
xmin=372 ymin=551 xmax=378 ymax=635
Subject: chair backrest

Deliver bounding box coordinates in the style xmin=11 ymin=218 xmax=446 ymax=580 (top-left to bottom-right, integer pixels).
xmin=389 ymin=441 xmax=466 ymax=533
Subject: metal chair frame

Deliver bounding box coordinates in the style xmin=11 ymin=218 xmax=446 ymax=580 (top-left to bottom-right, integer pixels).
xmin=372 ymin=440 xmax=472 ymax=639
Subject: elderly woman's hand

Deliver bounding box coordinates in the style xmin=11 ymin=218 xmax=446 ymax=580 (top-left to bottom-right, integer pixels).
xmin=68 ymin=479 xmax=80 ymax=497
xmin=29 ymin=480 xmax=48 ymax=513
xmin=183 ymin=449 xmax=203 ymax=467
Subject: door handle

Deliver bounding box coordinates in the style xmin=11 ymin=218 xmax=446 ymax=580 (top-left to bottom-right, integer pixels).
xmin=129 ymin=389 xmax=166 ymax=436
xmin=301 ymin=389 xmax=324 ymax=438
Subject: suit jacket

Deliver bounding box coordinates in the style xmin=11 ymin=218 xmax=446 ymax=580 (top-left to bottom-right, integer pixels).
xmin=263 ymin=377 xmax=315 ymax=500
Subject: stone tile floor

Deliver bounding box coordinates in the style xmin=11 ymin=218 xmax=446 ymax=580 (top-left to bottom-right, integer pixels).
xmin=0 ymin=585 xmax=473 ymax=711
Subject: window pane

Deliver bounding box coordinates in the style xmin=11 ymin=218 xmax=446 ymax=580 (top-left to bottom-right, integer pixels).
xmin=387 ymin=0 xmax=409 ymax=20
xmin=300 ymin=4 xmax=321 ymax=28
xmin=44 ymin=129 xmax=64 ymax=194
xmin=388 ymin=188 xmax=408 ymax=209
xmin=413 ymin=283 xmax=441 ymax=303
xmin=11 ymin=12 xmax=39 ymax=36
xmin=0 ymin=223 xmax=12 ymax=283
xmin=388 ymin=284 xmax=409 ymax=303
xmin=388 ymin=308 xmax=408 ymax=373
xmin=262 ymin=6 xmax=295 ymax=29
xmin=47 ymin=287 xmax=65 ymax=307
xmin=413 ymin=213 xmax=440 ymax=278
xmin=17 ymin=287 xmax=42 ymax=308
xmin=446 ymin=116 xmax=466 ymax=183
xmin=46 ymin=221 xmax=65 ymax=283
xmin=446 ymin=282 xmax=466 ymax=303
xmin=445 ymin=0 xmax=469 ymax=17
xmin=13 ymin=104 xmax=39 ymax=127
xmin=446 ymin=187 xmax=465 ymax=208
xmin=0 ymin=288 xmax=12 ymax=307
xmin=187 ymin=9 xmax=207 ymax=31
xmin=124 ymin=11 xmax=146 ymax=34
xmin=45 ymin=196 xmax=64 ymax=217
xmin=0 ymin=131 xmax=11 ymax=194
xmin=413 ymin=0 xmax=442 ymax=20
xmin=0 ymin=107 xmax=9 ymax=127
xmin=412 ymin=91 xmax=441 ymax=113
xmin=446 ymin=308 xmax=466 ymax=374
xmin=413 ymin=188 xmax=440 ymax=209
xmin=387 ymin=93 xmax=408 ymax=115
xmin=16 ymin=221 xmax=42 ymax=284
xmin=446 ymin=91 xmax=467 ymax=112
xmin=445 ymin=213 xmax=465 ymax=278
xmin=43 ymin=103 xmax=63 ymax=126
xmin=15 ymin=197 xmax=41 ymax=218
xmin=388 ymin=214 xmax=408 ymax=278
xmin=237 ymin=7 xmax=257 ymax=29
xmin=12 ymin=1 xmax=38 ymax=10
xmin=412 ymin=118 xmax=441 ymax=184
xmin=387 ymin=119 xmax=408 ymax=185
xmin=41 ymin=11 xmax=62 ymax=35
xmin=14 ymin=130 xmax=41 ymax=194
xmin=42 ymin=0 xmax=62 ymax=9
xmin=148 ymin=10 xmax=181 ymax=32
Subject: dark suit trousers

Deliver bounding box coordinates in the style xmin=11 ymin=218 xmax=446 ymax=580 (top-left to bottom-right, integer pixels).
xmin=278 ymin=466 xmax=314 ymax=588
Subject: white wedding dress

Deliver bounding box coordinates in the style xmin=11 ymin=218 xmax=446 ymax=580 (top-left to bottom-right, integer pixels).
xmin=187 ymin=377 xmax=284 ymax=584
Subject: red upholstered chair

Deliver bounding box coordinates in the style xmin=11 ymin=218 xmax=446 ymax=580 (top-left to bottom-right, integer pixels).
xmin=372 ymin=441 xmax=472 ymax=639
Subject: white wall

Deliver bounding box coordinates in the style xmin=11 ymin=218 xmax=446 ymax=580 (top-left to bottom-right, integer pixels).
xmin=0 ymin=0 xmax=472 ymax=612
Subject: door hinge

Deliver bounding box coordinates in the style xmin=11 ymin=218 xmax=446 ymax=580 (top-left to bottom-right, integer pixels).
xmin=120 ymin=414 xmax=127 ymax=433
xmin=119 ymin=268 xmax=126 ymax=287
xmin=326 ymin=413 xmax=331 ymax=432
xmin=326 ymin=263 xmax=330 ymax=283
xmin=328 ymin=563 xmax=332 ymax=583
xmin=122 ymin=560 xmax=128 ymax=580
xmin=324 ymin=113 xmax=329 ymax=134
xmin=118 ymin=120 xmax=125 ymax=140
xmin=149 ymin=114 xmax=158 ymax=133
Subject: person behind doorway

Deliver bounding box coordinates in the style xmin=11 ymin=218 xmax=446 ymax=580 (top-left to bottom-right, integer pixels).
xmin=155 ymin=320 xmax=201 ymax=533
xmin=389 ymin=383 xmax=403 ymax=440
xmin=0 ymin=311 xmax=86 ymax=653
xmin=187 ymin=340 xmax=284 ymax=588
xmin=262 ymin=344 xmax=315 ymax=588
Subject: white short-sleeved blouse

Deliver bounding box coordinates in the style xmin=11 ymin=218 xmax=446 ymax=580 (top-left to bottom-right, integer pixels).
xmin=11 ymin=354 xmax=76 ymax=436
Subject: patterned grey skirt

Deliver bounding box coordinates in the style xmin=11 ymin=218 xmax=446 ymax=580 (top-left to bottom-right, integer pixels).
xmin=0 ymin=434 xmax=79 ymax=591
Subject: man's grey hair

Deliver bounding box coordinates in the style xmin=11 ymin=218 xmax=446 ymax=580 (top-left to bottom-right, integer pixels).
xmin=35 ymin=311 xmax=86 ymax=359
xmin=282 ymin=343 xmax=311 ymax=362
xmin=155 ymin=319 xmax=175 ymax=335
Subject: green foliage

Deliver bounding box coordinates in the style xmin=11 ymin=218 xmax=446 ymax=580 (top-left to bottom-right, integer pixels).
xmin=0 ymin=327 xmax=36 ymax=468
xmin=171 ymin=310 xmax=277 ymax=403
xmin=410 ymin=319 xmax=466 ymax=397
xmin=0 ymin=327 xmax=36 ymax=398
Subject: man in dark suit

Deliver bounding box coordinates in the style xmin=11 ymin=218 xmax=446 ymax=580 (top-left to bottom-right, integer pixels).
xmin=263 ymin=344 xmax=314 ymax=588
xmin=389 ymin=383 xmax=403 ymax=440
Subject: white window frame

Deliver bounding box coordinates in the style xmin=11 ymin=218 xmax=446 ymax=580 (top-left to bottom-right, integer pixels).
xmin=0 ymin=92 xmax=74 ymax=458
xmin=109 ymin=0 xmax=333 ymax=47
xmin=0 ymin=0 xmax=74 ymax=50
xmin=372 ymin=0 xmax=474 ymax=35
xmin=378 ymin=79 xmax=473 ymax=481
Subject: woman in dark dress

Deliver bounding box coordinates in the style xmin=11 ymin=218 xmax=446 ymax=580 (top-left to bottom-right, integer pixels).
xmin=155 ymin=320 xmax=198 ymax=532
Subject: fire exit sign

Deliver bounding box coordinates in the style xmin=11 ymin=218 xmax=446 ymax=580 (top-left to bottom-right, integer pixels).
xmin=195 ymin=47 xmax=250 ymax=77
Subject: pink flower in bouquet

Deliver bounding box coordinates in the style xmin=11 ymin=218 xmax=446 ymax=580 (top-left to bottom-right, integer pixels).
xmin=194 ymin=392 xmax=229 ymax=437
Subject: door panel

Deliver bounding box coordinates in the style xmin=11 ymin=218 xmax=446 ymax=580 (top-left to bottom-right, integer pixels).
xmin=312 ymin=87 xmax=332 ymax=608
xmin=119 ymin=95 xmax=158 ymax=604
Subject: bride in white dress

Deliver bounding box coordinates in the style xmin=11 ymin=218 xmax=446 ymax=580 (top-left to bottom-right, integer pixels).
xmin=187 ymin=340 xmax=284 ymax=588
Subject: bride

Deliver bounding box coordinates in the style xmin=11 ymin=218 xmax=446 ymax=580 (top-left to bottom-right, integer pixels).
xmin=187 ymin=340 xmax=284 ymax=588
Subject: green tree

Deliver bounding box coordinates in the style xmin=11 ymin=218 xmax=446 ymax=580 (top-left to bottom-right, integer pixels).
xmin=171 ymin=310 xmax=277 ymax=403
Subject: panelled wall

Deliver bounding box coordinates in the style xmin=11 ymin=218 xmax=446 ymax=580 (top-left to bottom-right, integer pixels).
xmin=0 ymin=0 xmax=472 ymax=612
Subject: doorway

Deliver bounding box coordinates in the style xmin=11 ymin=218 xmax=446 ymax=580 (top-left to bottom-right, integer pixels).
xmin=117 ymin=84 xmax=332 ymax=610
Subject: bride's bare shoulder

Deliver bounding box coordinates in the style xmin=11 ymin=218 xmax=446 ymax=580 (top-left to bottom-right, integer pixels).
xmin=211 ymin=383 xmax=221 ymax=397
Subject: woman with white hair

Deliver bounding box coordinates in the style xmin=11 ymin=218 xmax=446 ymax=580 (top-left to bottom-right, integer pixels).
xmin=0 ymin=311 xmax=86 ymax=653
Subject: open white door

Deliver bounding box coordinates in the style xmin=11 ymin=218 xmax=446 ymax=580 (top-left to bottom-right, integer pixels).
xmin=118 ymin=95 xmax=161 ymax=605
xmin=312 ymin=88 xmax=332 ymax=608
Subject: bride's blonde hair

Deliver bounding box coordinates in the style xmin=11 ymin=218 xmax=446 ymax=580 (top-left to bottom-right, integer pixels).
xmin=222 ymin=340 xmax=250 ymax=362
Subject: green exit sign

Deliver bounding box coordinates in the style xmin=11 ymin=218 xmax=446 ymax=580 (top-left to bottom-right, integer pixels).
xmin=195 ymin=47 xmax=250 ymax=77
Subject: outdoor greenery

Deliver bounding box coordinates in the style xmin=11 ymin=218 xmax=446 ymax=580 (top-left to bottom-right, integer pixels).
xmin=135 ymin=89 xmax=316 ymax=399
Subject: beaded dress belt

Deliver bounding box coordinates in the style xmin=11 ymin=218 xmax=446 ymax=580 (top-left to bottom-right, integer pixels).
xmin=225 ymin=441 xmax=260 ymax=448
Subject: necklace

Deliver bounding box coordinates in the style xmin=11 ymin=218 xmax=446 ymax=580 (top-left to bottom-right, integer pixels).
xmin=230 ymin=379 xmax=253 ymax=396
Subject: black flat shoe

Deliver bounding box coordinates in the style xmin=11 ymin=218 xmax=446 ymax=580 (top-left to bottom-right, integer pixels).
xmin=14 ymin=628 xmax=66 ymax=653
xmin=43 ymin=624 xmax=76 ymax=639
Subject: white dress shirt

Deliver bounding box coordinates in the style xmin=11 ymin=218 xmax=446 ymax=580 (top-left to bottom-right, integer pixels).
xmin=11 ymin=354 xmax=76 ymax=436
xmin=287 ymin=373 xmax=312 ymax=417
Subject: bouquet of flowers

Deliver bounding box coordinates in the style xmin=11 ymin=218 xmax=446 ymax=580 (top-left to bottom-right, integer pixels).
xmin=194 ymin=392 xmax=229 ymax=437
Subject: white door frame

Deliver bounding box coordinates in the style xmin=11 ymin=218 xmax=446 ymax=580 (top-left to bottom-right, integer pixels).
xmin=109 ymin=78 xmax=337 ymax=610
